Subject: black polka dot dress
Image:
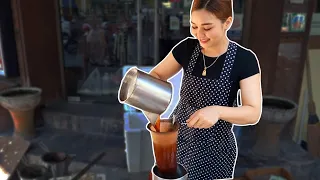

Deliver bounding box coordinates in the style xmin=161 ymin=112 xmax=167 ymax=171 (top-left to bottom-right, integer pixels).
xmin=170 ymin=41 xmax=238 ymax=180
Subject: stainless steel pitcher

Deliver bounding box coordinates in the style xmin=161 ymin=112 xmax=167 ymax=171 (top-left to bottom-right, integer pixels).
xmin=118 ymin=67 xmax=173 ymax=124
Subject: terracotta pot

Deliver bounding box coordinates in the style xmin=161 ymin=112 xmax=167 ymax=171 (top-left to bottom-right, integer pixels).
xmin=0 ymin=87 xmax=42 ymax=139
xmin=0 ymin=106 xmax=13 ymax=132
xmin=252 ymin=96 xmax=298 ymax=157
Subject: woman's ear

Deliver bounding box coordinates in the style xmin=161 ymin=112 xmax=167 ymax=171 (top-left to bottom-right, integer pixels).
xmin=224 ymin=17 xmax=233 ymax=30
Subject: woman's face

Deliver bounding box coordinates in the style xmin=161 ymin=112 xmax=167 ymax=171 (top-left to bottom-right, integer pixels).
xmin=190 ymin=9 xmax=232 ymax=49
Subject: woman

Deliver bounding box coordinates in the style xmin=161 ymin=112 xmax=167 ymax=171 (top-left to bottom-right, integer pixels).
xmin=149 ymin=0 xmax=262 ymax=179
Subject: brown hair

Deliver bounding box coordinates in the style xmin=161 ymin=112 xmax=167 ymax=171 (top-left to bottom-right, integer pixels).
xmin=191 ymin=0 xmax=233 ymax=22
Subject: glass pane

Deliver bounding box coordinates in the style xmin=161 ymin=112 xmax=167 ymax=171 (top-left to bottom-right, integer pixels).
xmin=58 ymin=0 xmax=247 ymax=101
xmin=227 ymin=0 xmax=245 ymax=41
xmin=158 ymin=0 xmax=191 ymax=60
xmin=233 ymin=0 xmax=245 ymax=13
xmin=59 ymin=0 xmax=143 ymax=100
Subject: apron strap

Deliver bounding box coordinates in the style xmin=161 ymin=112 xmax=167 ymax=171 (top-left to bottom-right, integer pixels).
xmin=186 ymin=42 xmax=201 ymax=74
xmin=219 ymin=41 xmax=238 ymax=80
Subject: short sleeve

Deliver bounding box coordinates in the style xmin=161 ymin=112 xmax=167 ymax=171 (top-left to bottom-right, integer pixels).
xmin=238 ymin=50 xmax=260 ymax=81
xmin=171 ymin=37 xmax=195 ymax=69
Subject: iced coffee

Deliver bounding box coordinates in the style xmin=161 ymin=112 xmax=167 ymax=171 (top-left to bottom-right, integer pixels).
xmin=147 ymin=119 xmax=180 ymax=176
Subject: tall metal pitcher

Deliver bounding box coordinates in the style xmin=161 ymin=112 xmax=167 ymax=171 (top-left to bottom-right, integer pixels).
xmin=118 ymin=67 xmax=173 ymax=124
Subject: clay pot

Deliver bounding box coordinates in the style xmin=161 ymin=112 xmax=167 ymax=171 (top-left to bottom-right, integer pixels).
xmin=252 ymin=96 xmax=298 ymax=157
xmin=0 ymin=106 xmax=13 ymax=132
xmin=0 ymin=87 xmax=42 ymax=139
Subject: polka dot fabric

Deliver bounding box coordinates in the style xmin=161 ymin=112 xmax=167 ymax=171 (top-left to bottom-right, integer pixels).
xmin=170 ymin=41 xmax=238 ymax=179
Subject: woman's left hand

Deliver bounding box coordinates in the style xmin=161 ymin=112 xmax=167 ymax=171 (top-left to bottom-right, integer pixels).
xmin=186 ymin=106 xmax=220 ymax=129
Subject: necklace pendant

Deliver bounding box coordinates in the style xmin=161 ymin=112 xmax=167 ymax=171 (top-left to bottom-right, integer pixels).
xmin=202 ymin=68 xmax=207 ymax=76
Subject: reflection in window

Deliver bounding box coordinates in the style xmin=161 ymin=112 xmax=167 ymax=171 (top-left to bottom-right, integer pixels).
xmin=59 ymin=0 xmax=138 ymax=98
xmin=233 ymin=0 xmax=244 ymax=13
xmin=59 ymin=0 xmax=246 ymax=99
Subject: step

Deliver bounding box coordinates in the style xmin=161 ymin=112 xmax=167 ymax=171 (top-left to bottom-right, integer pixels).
xmin=16 ymin=128 xmax=150 ymax=180
xmin=26 ymin=128 xmax=126 ymax=168
xmin=42 ymin=101 xmax=124 ymax=136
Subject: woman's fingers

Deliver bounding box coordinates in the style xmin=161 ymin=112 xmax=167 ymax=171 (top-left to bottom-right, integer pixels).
xmin=187 ymin=113 xmax=200 ymax=128
xmin=186 ymin=111 xmax=213 ymax=129
xmin=186 ymin=112 xmax=196 ymax=123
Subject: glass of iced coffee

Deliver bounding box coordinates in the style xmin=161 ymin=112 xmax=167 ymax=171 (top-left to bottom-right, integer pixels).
xmin=147 ymin=118 xmax=180 ymax=177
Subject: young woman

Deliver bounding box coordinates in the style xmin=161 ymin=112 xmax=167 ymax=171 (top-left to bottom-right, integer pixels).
xmin=149 ymin=0 xmax=262 ymax=179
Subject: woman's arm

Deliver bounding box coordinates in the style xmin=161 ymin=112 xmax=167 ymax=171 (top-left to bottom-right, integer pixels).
xmin=149 ymin=52 xmax=182 ymax=81
xmin=143 ymin=52 xmax=182 ymax=122
xmin=186 ymin=73 xmax=262 ymax=128
xmin=214 ymin=73 xmax=262 ymax=125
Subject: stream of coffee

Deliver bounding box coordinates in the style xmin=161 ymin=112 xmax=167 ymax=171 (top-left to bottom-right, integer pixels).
xmin=153 ymin=116 xmax=161 ymax=132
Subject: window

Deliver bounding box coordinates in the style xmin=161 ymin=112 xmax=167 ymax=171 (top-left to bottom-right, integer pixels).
xmin=58 ymin=0 xmax=247 ymax=102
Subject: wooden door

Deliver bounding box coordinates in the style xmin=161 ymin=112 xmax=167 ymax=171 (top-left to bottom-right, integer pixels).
xmin=11 ymin=0 xmax=66 ymax=103
xmin=272 ymin=40 xmax=303 ymax=100
xmin=242 ymin=0 xmax=316 ymax=102
xmin=242 ymin=0 xmax=284 ymax=95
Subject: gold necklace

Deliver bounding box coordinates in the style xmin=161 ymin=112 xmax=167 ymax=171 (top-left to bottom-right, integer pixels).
xmin=202 ymin=53 xmax=220 ymax=76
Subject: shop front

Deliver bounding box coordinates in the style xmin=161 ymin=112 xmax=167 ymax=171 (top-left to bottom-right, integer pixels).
xmin=58 ymin=0 xmax=246 ymax=102
xmin=0 ymin=0 xmax=247 ymax=134
xmin=0 ymin=0 xmax=316 ymax=109
xmin=0 ymin=0 xmax=316 ymax=129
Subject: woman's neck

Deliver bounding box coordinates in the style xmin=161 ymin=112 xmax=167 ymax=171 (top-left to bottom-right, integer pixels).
xmin=202 ymin=37 xmax=229 ymax=57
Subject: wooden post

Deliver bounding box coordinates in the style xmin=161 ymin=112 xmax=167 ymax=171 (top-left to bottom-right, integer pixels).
xmin=11 ymin=0 xmax=65 ymax=103
xmin=242 ymin=0 xmax=285 ymax=95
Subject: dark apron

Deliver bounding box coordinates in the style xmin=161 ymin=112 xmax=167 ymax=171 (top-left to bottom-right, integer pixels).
xmin=170 ymin=41 xmax=238 ymax=179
